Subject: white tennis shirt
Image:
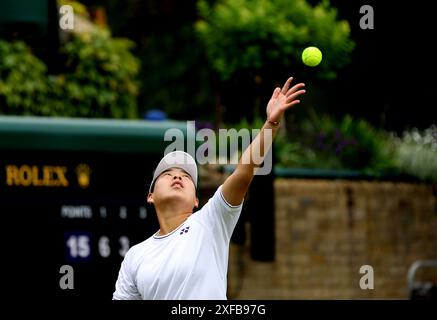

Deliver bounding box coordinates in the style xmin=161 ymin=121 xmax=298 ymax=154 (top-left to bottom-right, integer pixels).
xmin=113 ymin=185 xmax=243 ymax=300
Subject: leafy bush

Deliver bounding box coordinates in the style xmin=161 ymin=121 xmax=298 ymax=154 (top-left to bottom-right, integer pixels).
xmin=62 ymin=30 xmax=140 ymax=118
xmin=288 ymin=114 xmax=397 ymax=174
xmin=219 ymin=116 xmax=437 ymax=182
xmin=227 ymin=114 xmax=397 ymax=174
xmin=196 ymin=0 xmax=354 ymax=81
xmin=393 ymin=126 xmax=437 ymax=181
xmin=0 ymin=41 xmax=51 ymax=115
xmin=0 ymin=29 xmax=140 ymax=118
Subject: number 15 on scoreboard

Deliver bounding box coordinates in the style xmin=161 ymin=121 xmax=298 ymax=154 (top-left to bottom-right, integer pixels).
xmin=64 ymin=232 xmax=130 ymax=262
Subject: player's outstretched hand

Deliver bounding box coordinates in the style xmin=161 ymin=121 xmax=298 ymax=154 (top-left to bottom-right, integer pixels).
xmin=266 ymin=77 xmax=306 ymax=123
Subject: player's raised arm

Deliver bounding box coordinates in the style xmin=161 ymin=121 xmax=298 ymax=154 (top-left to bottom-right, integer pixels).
xmin=221 ymin=77 xmax=306 ymax=206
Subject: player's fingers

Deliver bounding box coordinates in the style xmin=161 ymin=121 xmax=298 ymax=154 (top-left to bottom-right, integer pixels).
xmin=281 ymin=77 xmax=293 ymax=94
xmin=286 ymin=89 xmax=306 ymax=102
xmin=286 ymin=83 xmax=305 ymax=97
xmin=284 ymin=100 xmax=301 ymax=109
xmin=271 ymin=87 xmax=281 ymax=99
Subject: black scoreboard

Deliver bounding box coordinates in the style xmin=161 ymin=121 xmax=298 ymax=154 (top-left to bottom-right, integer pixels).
xmin=0 ymin=116 xmax=189 ymax=300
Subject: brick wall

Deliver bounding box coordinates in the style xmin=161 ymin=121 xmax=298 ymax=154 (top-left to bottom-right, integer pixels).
xmin=227 ymin=179 xmax=437 ymax=299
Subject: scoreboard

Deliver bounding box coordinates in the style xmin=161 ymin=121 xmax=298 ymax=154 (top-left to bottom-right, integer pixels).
xmin=0 ymin=116 xmax=189 ymax=300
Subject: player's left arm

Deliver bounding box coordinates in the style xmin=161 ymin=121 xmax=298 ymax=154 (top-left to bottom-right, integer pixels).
xmin=222 ymin=77 xmax=305 ymax=206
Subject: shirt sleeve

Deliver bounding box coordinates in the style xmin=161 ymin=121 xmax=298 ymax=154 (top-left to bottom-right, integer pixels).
xmin=193 ymin=184 xmax=243 ymax=245
xmin=112 ymin=249 xmax=142 ymax=300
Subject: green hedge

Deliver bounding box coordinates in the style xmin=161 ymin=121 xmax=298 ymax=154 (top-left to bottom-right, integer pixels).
xmin=0 ymin=29 xmax=140 ymax=118
xmin=229 ymin=115 xmax=437 ymax=182
xmin=196 ymin=0 xmax=354 ymax=81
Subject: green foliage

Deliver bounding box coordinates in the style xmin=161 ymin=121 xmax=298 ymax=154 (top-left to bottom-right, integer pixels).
xmin=393 ymin=126 xmax=437 ymax=182
xmin=0 ymin=30 xmax=140 ymax=118
xmin=196 ymin=0 xmax=354 ymax=81
xmin=58 ymin=0 xmax=89 ymax=18
xmin=0 ymin=41 xmax=50 ymax=115
xmin=230 ymin=114 xmax=398 ymax=175
xmin=294 ymin=113 xmax=397 ymax=174
xmin=62 ymin=30 xmax=140 ymax=118
xmin=217 ymin=116 xmax=437 ymax=182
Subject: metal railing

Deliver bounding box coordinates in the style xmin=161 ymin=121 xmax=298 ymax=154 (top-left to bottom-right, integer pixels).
xmin=407 ymin=260 xmax=437 ymax=300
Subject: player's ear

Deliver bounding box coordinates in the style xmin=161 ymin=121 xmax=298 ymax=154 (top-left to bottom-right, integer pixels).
xmin=194 ymin=197 xmax=199 ymax=209
xmin=147 ymin=193 xmax=154 ymax=205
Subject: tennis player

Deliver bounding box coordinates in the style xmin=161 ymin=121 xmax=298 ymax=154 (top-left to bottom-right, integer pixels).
xmin=113 ymin=77 xmax=305 ymax=299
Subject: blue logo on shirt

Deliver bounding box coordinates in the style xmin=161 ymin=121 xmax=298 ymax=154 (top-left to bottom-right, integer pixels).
xmin=180 ymin=226 xmax=190 ymax=235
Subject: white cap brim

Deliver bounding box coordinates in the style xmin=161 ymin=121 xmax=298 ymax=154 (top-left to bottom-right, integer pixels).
xmin=149 ymin=151 xmax=198 ymax=193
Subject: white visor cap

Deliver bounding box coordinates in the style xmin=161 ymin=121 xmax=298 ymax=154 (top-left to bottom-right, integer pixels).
xmin=149 ymin=151 xmax=198 ymax=193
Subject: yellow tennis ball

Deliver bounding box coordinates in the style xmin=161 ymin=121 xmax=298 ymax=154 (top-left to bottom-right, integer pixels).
xmin=302 ymin=46 xmax=322 ymax=67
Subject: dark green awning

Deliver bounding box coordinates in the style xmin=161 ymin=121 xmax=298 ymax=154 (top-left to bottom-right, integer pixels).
xmin=0 ymin=116 xmax=191 ymax=154
xmin=0 ymin=0 xmax=48 ymax=26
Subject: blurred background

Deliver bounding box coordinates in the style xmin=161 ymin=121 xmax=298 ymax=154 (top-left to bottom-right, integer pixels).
xmin=0 ymin=0 xmax=436 ymax=300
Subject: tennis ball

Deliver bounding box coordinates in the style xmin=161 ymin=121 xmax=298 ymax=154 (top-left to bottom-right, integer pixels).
xmin=302 ymin=46 xmax=322 ymax=67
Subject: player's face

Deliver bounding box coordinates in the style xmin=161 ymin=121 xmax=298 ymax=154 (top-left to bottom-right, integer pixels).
xmin=156 ymin=168 xmax=193 ymax=190
xmin=150 ymin=168 xmax=197 ymax=207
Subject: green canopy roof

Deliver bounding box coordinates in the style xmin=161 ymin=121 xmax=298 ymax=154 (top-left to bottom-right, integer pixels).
xmin=0 ymin=116 xmax=190 ymax=154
